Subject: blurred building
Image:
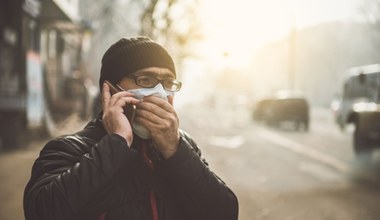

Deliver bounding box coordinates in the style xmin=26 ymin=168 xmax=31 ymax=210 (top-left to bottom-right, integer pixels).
xmin=0 ymin=0 xmax=94 ymax=149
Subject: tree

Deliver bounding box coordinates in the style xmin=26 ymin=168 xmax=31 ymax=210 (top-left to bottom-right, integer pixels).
xmin=138 ymin=0 xmax=203 ymax=67
xmin=360 ymin=0 xmax=380 ymax=56
xmin=79 ymin=0 xmax=203 ymax=80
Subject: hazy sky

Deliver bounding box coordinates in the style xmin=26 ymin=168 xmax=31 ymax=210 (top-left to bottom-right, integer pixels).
xmin=176 ymin=0 xmax=366 ymax=106
xmin=196 ymin=0 xmax=363 ymax=68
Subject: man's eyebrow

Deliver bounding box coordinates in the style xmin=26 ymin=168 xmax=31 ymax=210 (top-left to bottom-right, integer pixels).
xmin=135 ymin=70 xmax=174 ymax=78
xmin=135 ymin=71 xmax=155 ymax=76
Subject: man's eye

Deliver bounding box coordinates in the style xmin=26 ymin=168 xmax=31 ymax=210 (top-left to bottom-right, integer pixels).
xmin=163 ymin=80 xmax=174 ymax=87
xmin=137 ymin=76 xmax=156 ymax=86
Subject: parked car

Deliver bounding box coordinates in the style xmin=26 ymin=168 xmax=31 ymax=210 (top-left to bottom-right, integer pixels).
xmin=253 ymin=90 xmax=310 ymax=131
xmin=334 ymin=64 xmax=380 ymax=155
xmin=252 ymin=98 xmax=273 ymax=122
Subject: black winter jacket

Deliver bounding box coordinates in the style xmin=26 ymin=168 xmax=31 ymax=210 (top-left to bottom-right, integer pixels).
xmin=23 ymin=116 xmax=239 ymax=220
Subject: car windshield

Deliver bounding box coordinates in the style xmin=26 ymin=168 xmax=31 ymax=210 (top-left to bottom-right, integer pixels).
xmin=344 ymin=72 xmax=380 ymax=102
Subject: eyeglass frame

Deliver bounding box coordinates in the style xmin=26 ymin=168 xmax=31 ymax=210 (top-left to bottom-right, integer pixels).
xmin=125 ymin=74 xmax=182 ymax=92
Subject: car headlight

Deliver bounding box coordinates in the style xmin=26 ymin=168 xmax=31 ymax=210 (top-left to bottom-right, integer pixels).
xmin=353 ymin=102 xmax=379 ymax=112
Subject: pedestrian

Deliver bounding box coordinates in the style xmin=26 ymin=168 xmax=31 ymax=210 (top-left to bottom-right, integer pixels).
xmin=23 ymin=36 xmax=239 ymax=220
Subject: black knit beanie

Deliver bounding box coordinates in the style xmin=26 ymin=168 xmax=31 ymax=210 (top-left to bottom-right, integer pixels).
xmin=99 ymin=36 xmax=176 ymax=90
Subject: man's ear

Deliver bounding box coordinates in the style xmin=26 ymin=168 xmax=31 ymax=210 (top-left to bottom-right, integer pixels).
xmin=168 ymin=95 xmax=174 ymax=106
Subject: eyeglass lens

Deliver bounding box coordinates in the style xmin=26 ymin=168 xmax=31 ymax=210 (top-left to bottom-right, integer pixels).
xmin=135 ymin=76 xmax=181 ymax=91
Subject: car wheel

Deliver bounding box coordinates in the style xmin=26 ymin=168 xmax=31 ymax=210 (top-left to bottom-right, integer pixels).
xmin=353 ymin=120 xmax=372 ymax=156
xmin=303 ymin=120 xmax=309 ymax=132
xmin=294 ymin=120 xmax=305 ymax=131
xmin=292 ymin=120 xmax=298 ymax=131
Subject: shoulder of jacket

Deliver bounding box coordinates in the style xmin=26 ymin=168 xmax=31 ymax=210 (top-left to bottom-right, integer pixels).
xmin=179 ymin=129 xmax=201 ymax=154
xmin=179 ymin=129 xmax=194 ymax=145
xmin=41 ymin=132 xmax=96 ymax=157
xmin=41 ymin=117 xmax=106 ymax=155
xmin=47 ymin=117 xmax=105 ymax=149
xmin=179 ymin=129 xmax=209 ymax=166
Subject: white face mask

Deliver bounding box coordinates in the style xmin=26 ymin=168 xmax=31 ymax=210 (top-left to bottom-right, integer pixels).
xmin=127 ymin=83 xmax=174 ymax=139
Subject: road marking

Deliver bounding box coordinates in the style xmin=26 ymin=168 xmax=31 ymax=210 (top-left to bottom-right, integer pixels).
xmin=209 ymin=135 xmax=245 ymax=149
xmin=299 ymin=162 xmax=342 ymax=181
xmin=257 ymin=128 xmax=350 ymax=173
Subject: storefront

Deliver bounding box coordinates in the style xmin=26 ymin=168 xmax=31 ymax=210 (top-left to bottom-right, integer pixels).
xmin=0 ymin=0 xmax=92 ymax=149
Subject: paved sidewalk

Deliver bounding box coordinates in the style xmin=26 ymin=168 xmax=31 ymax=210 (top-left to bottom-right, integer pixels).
xmin=0 ymin=139 xmax=46 ymax=220
xmin=0 ymin=113 xmax=87 ymax=220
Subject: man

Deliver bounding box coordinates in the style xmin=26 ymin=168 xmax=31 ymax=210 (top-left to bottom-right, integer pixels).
xmin=24 ymin=36 xmax=239 ymax=220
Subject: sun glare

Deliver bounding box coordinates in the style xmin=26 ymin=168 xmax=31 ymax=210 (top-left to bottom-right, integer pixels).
xmin=196 ymin=0 xmax=360 ymax=70
xmin=177 ymin=0 xmax=361 ymax=107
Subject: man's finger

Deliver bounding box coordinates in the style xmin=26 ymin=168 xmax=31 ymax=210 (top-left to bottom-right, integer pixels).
xmin=115 ymin=97 xmax=141 ymax=109
xmin=168 ymin=95 xmax=174 ymax=106
xmin=137 ymin=101 xmax=169 ymax=119
xmin=109 ymin=91 xmax=137 ymax=106
xmin=135 ymin=108 xmax=162 ymax=125
xmin=142 ymin=96 xmax=174 ymax=113
xmin=102 ymin=82 xmax=111 ymax=110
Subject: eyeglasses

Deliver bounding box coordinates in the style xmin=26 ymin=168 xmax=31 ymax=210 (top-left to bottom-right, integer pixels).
xmin=129 ymin=75 xmax=182 ymax=92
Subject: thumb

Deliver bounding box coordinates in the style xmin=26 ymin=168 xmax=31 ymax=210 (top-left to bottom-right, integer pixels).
xmin=168 ymin=95 xmax=174 ymax=106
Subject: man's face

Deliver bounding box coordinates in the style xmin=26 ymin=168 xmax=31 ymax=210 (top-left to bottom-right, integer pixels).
xmin=118 ymin=67 xmax=176 ymax=91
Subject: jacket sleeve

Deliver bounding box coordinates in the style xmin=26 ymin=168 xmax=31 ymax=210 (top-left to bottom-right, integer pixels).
xmin=156 ymin=131 xmax=239 ymax=220
xmin=23 ymin=134 xmax=135 ymax=220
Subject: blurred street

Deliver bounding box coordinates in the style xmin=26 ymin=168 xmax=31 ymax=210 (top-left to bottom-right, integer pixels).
xmin=179 ymin=105 xmax=380 ymax=220
xmin=2 ymin=0 xmax=380 ymax=220
xmin=1 ymin=106 xmax=380 ymax=220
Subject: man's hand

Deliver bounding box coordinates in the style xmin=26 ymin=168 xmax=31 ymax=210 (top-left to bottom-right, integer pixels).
xmin=135 ymin=95 xmax=180 ymax=159
xmin=102 ymin=83 xmax=140 ymax=146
